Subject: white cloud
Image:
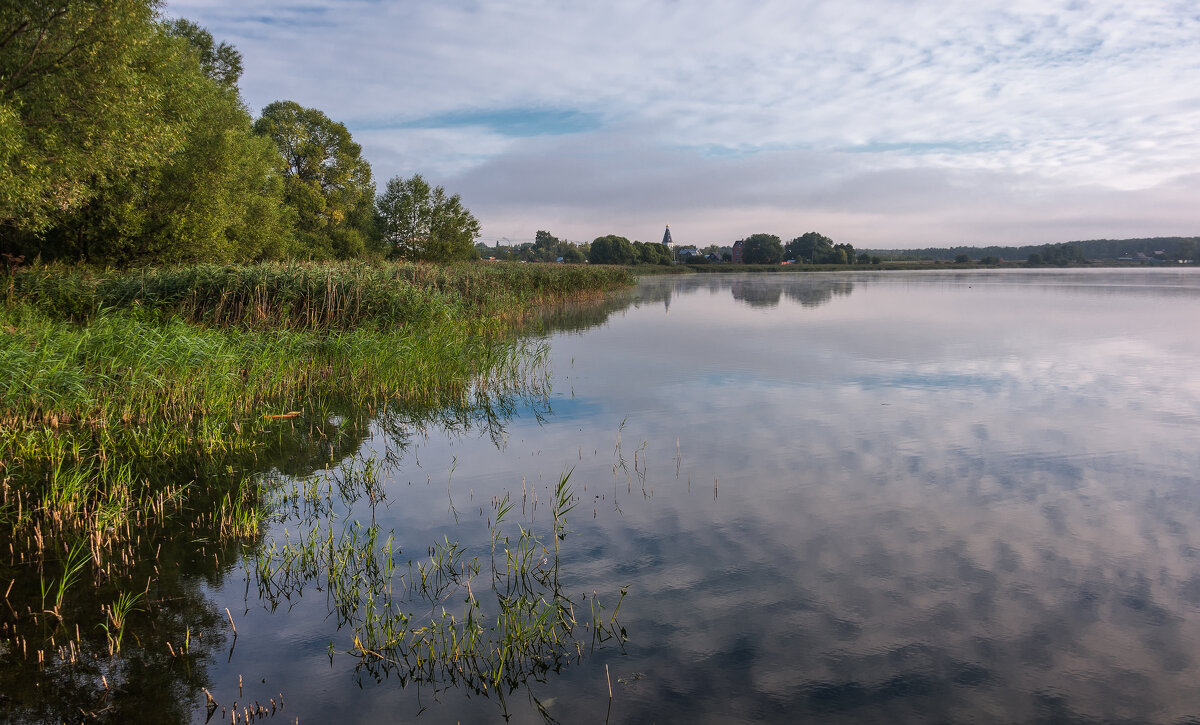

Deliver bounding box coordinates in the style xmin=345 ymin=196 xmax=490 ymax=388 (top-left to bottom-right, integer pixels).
xmin=165 ymin=0 xmax=1200 ymax=246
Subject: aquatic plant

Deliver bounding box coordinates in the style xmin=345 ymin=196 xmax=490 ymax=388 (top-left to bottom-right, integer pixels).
xmin=251 ymin=469 xmax=627 ymax=716
xmin=6 ymin=260 xmax=632 ymax=331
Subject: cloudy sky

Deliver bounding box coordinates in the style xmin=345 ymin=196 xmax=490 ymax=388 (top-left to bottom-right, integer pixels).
xmin=165 ymin=0 xmax=1199 ymax=249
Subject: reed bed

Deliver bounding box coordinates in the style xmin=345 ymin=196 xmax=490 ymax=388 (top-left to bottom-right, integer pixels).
xmin=0 ymin=260 xmax=627 ymax=718
xmin=0 ymin=303 xmax=520 ymax=432
xmin=6 ymin=261 xmax=633 ymax=331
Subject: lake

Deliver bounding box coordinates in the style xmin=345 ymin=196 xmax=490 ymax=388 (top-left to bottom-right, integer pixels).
xmin=161 ymin=269 xmax=1200 ymax=722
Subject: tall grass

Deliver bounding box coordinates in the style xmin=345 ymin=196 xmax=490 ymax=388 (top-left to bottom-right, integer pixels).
xmin=6 ymin=261 xmax=632 ymax=331
xmin=0 ymin=260 xmax=628 ymax=704
xmin=0 ymin=268 xmax=577 ymax=559
xmin=0 ymin=303 xmax=523 ymax=432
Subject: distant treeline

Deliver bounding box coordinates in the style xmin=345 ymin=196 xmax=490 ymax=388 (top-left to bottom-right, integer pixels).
xmin=872 ymin=237 xmax=1199 ymax=262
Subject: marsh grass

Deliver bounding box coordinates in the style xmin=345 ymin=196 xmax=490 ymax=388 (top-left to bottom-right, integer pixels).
xmin=6 ymin=261 xmax=632 ymax=331
xmin=0 ymin=260 xmax=626 ymax=717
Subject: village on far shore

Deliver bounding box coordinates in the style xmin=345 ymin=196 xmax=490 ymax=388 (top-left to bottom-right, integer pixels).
xmin=475 ymin=226 xmax=1199 ymax=268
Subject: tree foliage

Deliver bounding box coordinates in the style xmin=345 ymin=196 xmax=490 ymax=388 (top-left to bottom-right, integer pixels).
xmin=588 ymin=235 xmax=636 ymax=265
xmin=784 ymin=232 xmax=831 ymax=263
xmin=164 ymin=18 xmax=242 ymax=89
xmin=0 ymin=4 xmax=488 ymax=267
xmin=476 ymin=232 xmax=589 ymax=263
xmin=377 ymin=174 xmax=480 ymax=262
xmin=741 ymin=234 xmax=784 ymax=265
xmin=1026 ymin=243 xmax=1085 ymax=266
xmin=634 ymin=240 xmax=672 ymax=265
xmin=254 ymin=101 xmax=376 ymax=259
xmin=0 ymin=0 xmax=177 ymax=235
xmin=1 ymin=6 xmax=293 ymax=263
xmin=82 ymin=36 xmax=291 ymax=263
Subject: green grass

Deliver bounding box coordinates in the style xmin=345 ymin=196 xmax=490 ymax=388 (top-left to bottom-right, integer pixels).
xmin=0 ymin=258 xmax=628 ymax=645
xmin=0 ymin=260 xmax=631 ymax=719
xmin=5 ymin=260 xmax=632 ymax=331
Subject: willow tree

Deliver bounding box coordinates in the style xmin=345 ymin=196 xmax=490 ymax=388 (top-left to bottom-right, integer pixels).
xmin=254 ymin=101 xmax=376 ymax=259
xmin=29 ymin=19 xmax=294 ymax=264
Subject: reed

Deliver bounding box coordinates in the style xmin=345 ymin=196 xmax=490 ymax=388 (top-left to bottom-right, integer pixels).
xmin=7 ymin=261 xmax=632 ymax=331
xmin=0 ymin=260 xmax=629 ymax=719
xmin=252 ymin=466 xmax=626 ymax=709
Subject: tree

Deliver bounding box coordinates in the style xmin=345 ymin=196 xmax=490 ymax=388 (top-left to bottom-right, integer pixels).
xmin=955 ymin=253 xmax=971 ymax=264
xmin=534 ymin=230 xmax=559 ymax=254
xmin=0 ymin=0 xmax=179 ymax=237
xmin=164 ymin=18 xmax=242 ymax=89
xmin=1027 ymin=243 xmax=1085 ymax=266
xmin=633 ymin=240 xmax=672 ymax=265
xmin=834 ymin=243 xmax=855 ymax=265
xmin=11 ymin=16 xmax=293 ymax=264
xmin=588 ymin=235 xmax=636 ymax=265
xmin=1177 ymin=240 xmax=1197 ymax=263
xmin=254 ymin=101 xmax=376 ymax=259
xmin=786 ymin=232 xmax=834 ymax=264
xmin=529 ymin=230 xmax=586 ymax=263
xmin=376 ymin=174 xmax=480 ymax=262
xmin=741 ymin=233 xmax=783 ymax=265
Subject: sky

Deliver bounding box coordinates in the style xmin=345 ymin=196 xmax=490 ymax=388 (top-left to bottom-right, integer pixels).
xmin=164 ymin=0 xmax=1200 ymax=250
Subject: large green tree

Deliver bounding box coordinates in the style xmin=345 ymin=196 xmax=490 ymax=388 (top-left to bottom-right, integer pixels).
xmin=634 ymin=240 xmax=672 ymax=265
xmin=3 ymin=9 xmax=293 ymax=263
xmin=29 ymin=20 xmax=292 ymax=263
xmin=376 ymin=174 xmax=480 ymax=262
xmin=254 ymin=101 xmax=376 ymax=259
xmin=588 ymin=235 xmax=636 ymax=265
xmin=741 ymin=233 xmax=784 ymax=265
xmin=785 ymin=232 xmax=834 ymax=263
xmin=0 ymin=0 xmax=180 ymax=237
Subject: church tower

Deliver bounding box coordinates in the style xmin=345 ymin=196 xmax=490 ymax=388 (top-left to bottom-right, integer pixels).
xmin=662 ymin=225 xmax=673 ymax=247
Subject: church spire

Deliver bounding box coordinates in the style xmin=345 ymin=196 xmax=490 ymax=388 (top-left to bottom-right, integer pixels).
xmin=662 ymin=224 xmax=673 ymax=246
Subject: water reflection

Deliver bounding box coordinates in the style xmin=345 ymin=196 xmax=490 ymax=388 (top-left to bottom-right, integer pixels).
xmin=13 ymin=268 xmax=1199 ymax=723
xmin=526 ymin=269 xmax=1200 ymax=723
xmin=0 ymin=362 xmax=570 ymax=723
xmin=214 ymin=267 xmax=1200 ymax=723
xmin=530 ymin=273 xmax=860 ymax=335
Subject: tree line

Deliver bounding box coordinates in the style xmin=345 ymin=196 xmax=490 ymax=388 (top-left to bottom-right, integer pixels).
xmin=0 ymin=1 xmax=481 ymax=265
xmin=724 ymin=233 xmax=880 ymax=266
xmin=476 ymin=232 xmax=673 ymax=266
xmin=874 ymin=238 xmax=1199 ymax=263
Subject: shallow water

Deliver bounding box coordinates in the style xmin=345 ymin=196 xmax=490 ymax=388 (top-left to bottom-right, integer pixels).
xmin=168 ymin=269 xmax=1200 ymax=722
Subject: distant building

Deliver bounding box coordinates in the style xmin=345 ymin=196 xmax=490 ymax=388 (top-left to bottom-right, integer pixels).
xmin=662 ymin=225 xmax=674 ymax=247
xmin=732 ymin=239 xmax=745 ymax=264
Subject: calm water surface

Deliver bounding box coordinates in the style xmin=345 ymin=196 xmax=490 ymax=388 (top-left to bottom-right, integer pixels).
xmin=206 ymin=269 xmax=1200 ymax=723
